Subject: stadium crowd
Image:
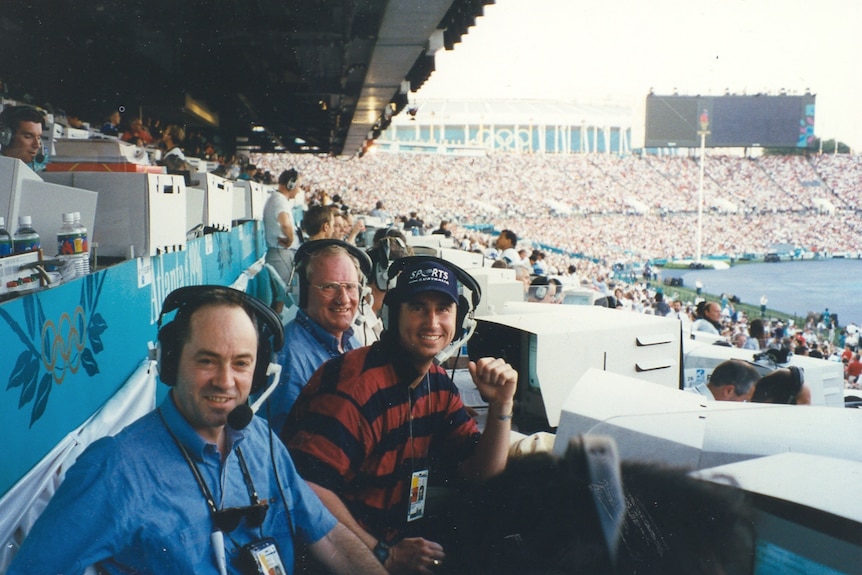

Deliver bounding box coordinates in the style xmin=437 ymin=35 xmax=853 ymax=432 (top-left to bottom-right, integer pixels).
xmin=252 ymin=151 xmax=862 ymax=267
xmin=249 ymin=151 xmax=862 ymax=382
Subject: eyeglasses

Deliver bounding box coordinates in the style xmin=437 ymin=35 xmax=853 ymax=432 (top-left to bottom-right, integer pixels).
xmin=312 ymin=281 xmax=361 ymax=297
xmin=213 ymin=502 xmax=269 ymax=532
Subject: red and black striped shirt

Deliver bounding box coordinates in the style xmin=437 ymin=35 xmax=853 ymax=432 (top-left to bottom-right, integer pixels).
xmin=283 ymin=336 xmax=480 ymax=542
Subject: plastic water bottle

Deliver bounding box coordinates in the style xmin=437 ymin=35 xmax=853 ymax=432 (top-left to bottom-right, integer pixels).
xmin=73 ymin=211 xmax=90 ymax=275
xmin=13 ymin=215 xmax=40 ymax=254
xmin=0 ymin=217 xmax=12 ymax=257
xmin=57 ymin=212 xmax=89 ymax=278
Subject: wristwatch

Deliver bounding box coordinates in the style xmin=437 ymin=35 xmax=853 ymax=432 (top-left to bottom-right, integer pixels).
xmin=373 ymin=540 xmax=390 ymax=564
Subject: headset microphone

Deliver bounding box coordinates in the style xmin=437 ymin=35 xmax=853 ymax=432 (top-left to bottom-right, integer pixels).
xmin=227 ymin=362 xmax=282 ymax=430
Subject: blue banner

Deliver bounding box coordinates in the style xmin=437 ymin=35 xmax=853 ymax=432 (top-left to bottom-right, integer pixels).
xmin=1 ymin=223 xmax=264 ymax=497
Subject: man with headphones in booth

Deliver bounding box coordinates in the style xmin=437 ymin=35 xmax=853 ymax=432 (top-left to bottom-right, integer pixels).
xmin=0 ymin=104 xmax=46 ymax=169
xmin=353 ymin=227 xmax=414 ymax=345
xmin=690 ymin=359 xmax=760 ymax=402
xmin=264 ymin=239 xmax=373 ymax=434
xmin=526 ymin=275 xmax=563 ymax=304
xmin=8 ymin=286 xmax=387 ymax=575
xmin=282 ymin=256 xmax=518 ymax=574
xmin=263 ymin=168 xmax=302 ymax=287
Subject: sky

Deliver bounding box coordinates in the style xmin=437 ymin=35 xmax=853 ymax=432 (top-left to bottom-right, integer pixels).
xmin=416 ymin=0 xmax=862 ymax=150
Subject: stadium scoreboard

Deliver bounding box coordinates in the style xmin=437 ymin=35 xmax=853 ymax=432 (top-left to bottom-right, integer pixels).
xmin=645 ymin=94 xmax=816 ymax=148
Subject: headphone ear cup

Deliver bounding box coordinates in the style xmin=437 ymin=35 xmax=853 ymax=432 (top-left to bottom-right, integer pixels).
xmin=789 ymin=366 xmax=803 ymax=393
xmin=375 ymin=240 xmax=391 ymax=290
xmin=0 ymin=126 xmax=11 ymax=147
xmin=295 ymin=259 xmax=308 ymax=308
xmin=156 ymin=319 xmax=182 ymax=386
xmin=252 ymin=332 xmax=273 ymax=394
xmin=535 ymin=286 xmax=548 ymax=300
xmin=456 ymin=294 xmax=470 ymax=339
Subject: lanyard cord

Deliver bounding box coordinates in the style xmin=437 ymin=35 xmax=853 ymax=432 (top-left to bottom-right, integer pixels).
xmin=157 ymin=408 xmax=261 ymax=523
xmin=295 ymin=312 xmax=344 ymax=358
xmin=407 ymin=372 xmax=431 ymax=474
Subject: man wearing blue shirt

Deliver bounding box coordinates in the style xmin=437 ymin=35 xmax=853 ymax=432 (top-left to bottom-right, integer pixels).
xmin=266 ymin=241 xmax=370 ymax=433
xmin=7 ymin=286 xmax=385 ymax=575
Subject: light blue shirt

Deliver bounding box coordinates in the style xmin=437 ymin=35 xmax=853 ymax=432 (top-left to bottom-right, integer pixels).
xmin=265 ymin=309 xmax=361 ymax=433
xmin=8 ymin=393 xmax=336 ymax=575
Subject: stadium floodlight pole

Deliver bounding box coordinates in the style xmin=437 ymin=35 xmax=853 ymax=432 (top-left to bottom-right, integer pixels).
xmin=696 ymin=108 xmax=711 ymax=264
xmin=696 ymin=131 xmax=705 ymax=263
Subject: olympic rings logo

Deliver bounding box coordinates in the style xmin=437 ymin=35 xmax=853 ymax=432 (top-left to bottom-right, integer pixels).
xmin=40 ymin=306 xmax=87 ymax=384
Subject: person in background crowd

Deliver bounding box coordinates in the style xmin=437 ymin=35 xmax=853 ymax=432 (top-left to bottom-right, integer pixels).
xmin=752 ymin=367 xmax=812 ymax=405
xmin=691 ymin=359 xmax=759 ymax=401
xmin=100 ymin=110 xmax=121 ymax=136
xmin=0 ymin=105 xmax=45 ymax=167
xmin=263 ymin=168 xmax=302 ymax=287
xmin=121 ymin=117 xmax=153 ymax=145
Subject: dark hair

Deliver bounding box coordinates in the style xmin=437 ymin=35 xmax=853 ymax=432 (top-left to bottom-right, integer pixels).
xmin=751 ymin=367 xmax=804 ymax=404
xmin=278 ymin=168 xmax=298 ymax=187
xmin=0 ymin=105 xmax=45 ymax=141
xmin=156 ymin=286 xmax=283 ymax=393
xmin=709 ymin=359 xmax=760 ymax=396
xmin=499 ymin=229 xmax=518 ymax=246
xmin=748 ymin=318 xmax=765 ymax=339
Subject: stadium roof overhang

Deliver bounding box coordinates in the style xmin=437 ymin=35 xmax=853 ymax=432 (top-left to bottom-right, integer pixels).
xmin=0 ymin=0 xmax=493 ymax=156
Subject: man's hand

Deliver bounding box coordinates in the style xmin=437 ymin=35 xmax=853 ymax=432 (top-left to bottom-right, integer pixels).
xmin=468 ymin=357 xmax=517 ymax=408
xmin=387 ymin=537 xmax=446 ymax=575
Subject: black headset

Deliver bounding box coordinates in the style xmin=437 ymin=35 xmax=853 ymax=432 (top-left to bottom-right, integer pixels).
xmin=367 ymin=228 xmax=409 ymax=291
xmin=529 ymin=276 xmax=550 ymax=301
xmin=0 ymin=115 xmax=11 ymax=148
xmin=0 ymin=105 xmax=47 ymax=166
xmin=0 ymin=105 xmax=42 ymax=147
xmin=788 ymin=365 xmax=804 ymax=398
xmin=155 ymin=285 xmax=284 ymax=394
xmin=382 ymin=256 xmax=481 ymax=361
xmin=529 ymin=276 xmax=563 ymax=303
xmin=291 ymin=239 xmax=373 ymax=308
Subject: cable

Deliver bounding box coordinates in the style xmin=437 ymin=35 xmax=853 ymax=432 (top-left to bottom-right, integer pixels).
xmin=266 ymin=400 xmax=297 ymax=543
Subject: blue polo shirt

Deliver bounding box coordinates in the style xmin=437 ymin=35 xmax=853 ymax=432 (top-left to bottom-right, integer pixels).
xmin=8 ymin=394 xmax=336 ymax=575
xmin=265 ymin=309 xmax=361 ymax=433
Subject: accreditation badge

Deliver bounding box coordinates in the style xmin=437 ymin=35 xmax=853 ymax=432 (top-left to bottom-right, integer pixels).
xmin=238 ymin=537 xmax=287 ymax=575
xmin=407 ymin=469 xmax=429 ymax=522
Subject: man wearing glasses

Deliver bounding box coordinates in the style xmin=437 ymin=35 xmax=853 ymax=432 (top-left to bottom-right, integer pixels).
xmin=266 ymin=240 xmax=371 ymax=434
xmin=283 ymin=257 xmax=518 ymax=574
xmin=7 ymin=286 xmax=385 ymax=575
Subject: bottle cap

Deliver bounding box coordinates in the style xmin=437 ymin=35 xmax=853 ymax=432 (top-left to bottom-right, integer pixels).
xmin=19 ymin=215 xmax=32 ymax=225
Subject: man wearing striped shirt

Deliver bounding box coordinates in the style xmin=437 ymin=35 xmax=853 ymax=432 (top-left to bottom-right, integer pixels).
xmin=284 ymin=257 xmax=517 ymax=574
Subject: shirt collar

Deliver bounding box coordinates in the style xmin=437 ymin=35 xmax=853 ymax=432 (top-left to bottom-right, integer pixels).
xmin=377 ymin=332 xmax=424 ymax=384
xmin=159 ymin=392 xmax=245 ymax=461
xmin=295 ymin=308 xmax=357 ymax=355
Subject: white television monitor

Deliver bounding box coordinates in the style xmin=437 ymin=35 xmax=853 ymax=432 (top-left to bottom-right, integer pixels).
xmin=43 ymin=172 xmax=186 ymax=259
xmin=0 ymin=158 xmax=98 ymax=258
xmin=694 ymin=454 xmax=862 ymax=575
xmin=553 ymin=368 xmax=862 ymax=469
xmin=467 ymin=306 xmax=682 ymax=433
xmin=187 ymin=172 xmax=233 ymax=232
xmin=684 ymin=338 xmax=845 ymax=406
